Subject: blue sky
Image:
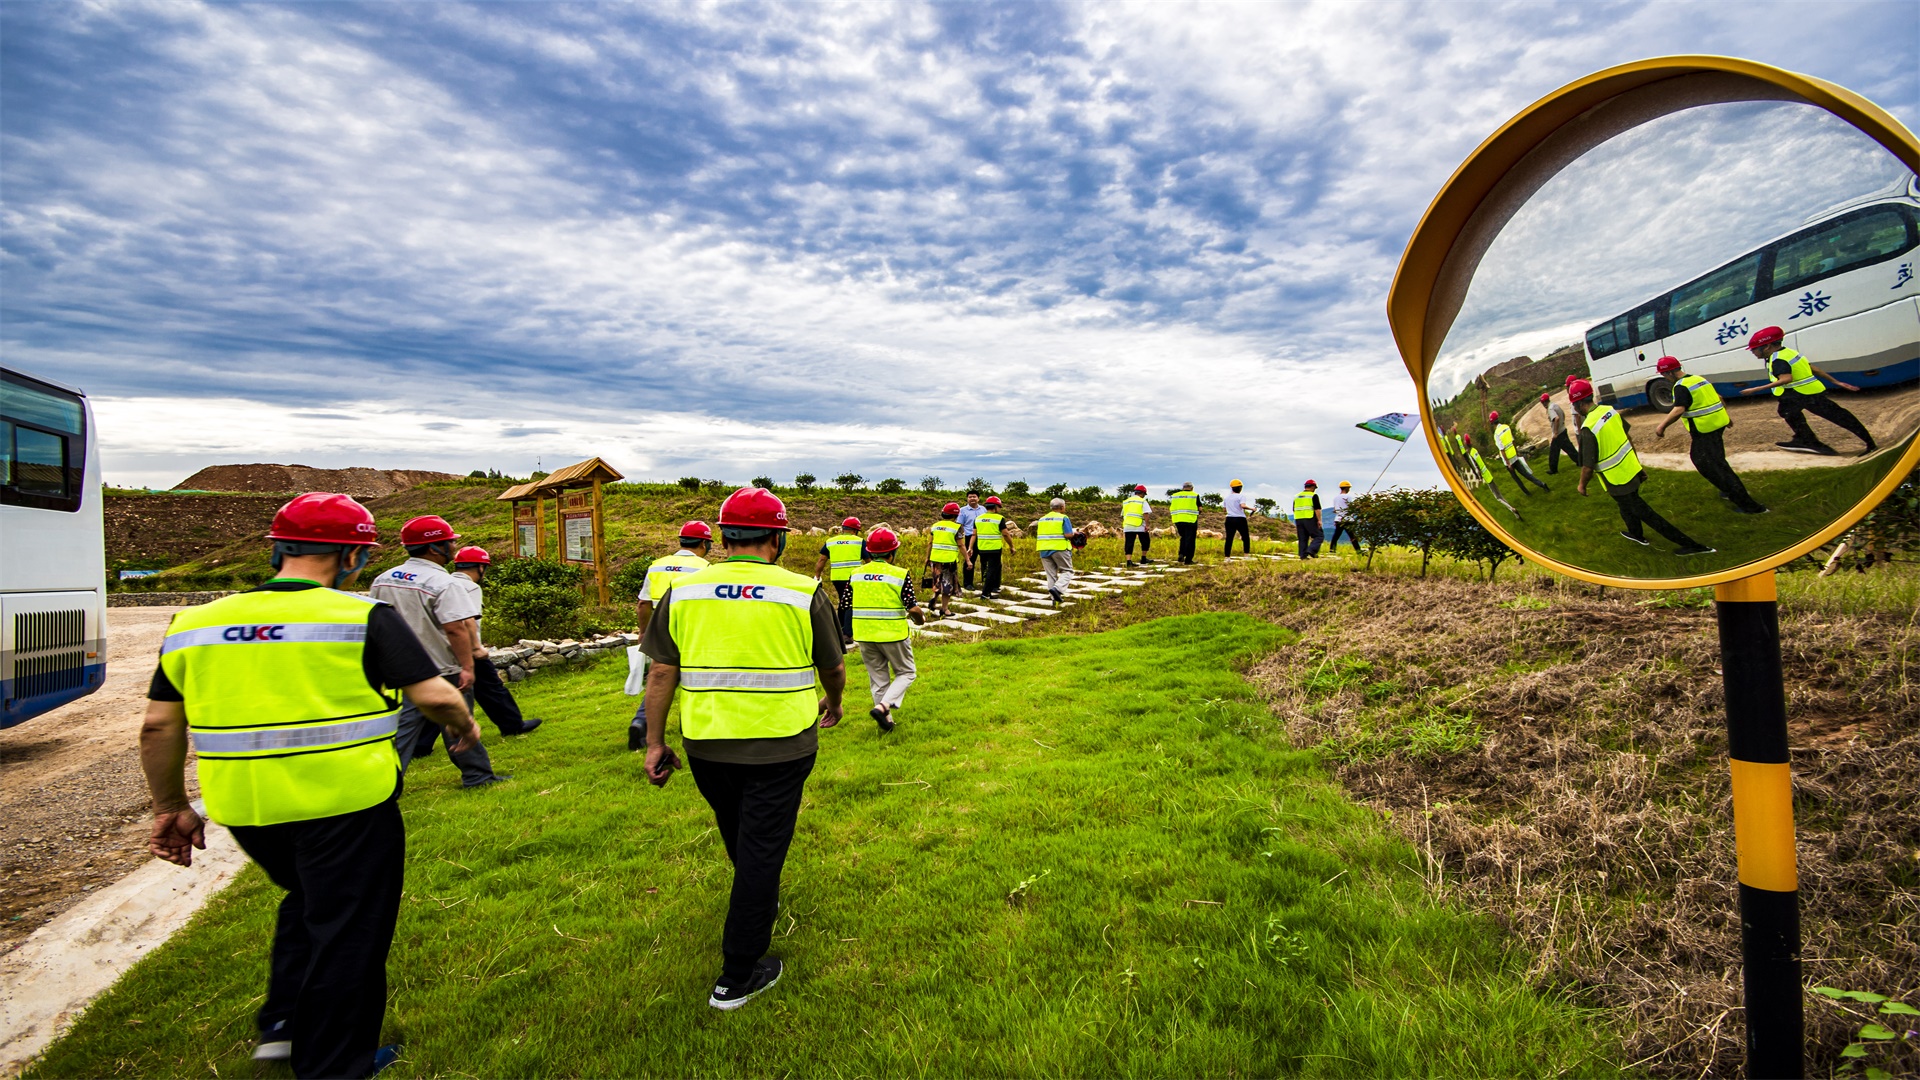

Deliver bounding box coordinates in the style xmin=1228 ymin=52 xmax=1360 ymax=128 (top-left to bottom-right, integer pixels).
xmin=3 ymin=2 xmax=1916 ymax=498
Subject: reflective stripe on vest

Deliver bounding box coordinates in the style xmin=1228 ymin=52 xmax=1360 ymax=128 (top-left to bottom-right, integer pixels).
xmin=850 ymin=563 xmax=911 ymax=643
xmin=1169 ymin=491 xmax=1199 ymax=523
xmin=929 ymin=521 xmax=961 ymax=562
xmin=159 ymin=587 xmax=400 ymax=827
xmin=1292 ymin=492 xmax=1316 ymax=521
xmin=668 ymin=560 xmax=818 ymax=740
xmin=1771 ymin=348 xmax=1826 ymax=397
xmin=1122 ymin=497 xmax=1147 ymax=530
xmin=974 ymin=513 xmax=1005 ymax=551
xmin=1495 ymin=424 xmax=1517 ymax=463
xmin=824 ymin=535 xmax=865 ymax=580
xmin=1469 ymin=448 xmax=1494 ymax=482
xmin=1585 ymin=405 xmax=1643 ymax=487
xmin=645 ymin=552 xmax=709 ymax=602
xmin=1036 ymin=513 xmax=1070 ymax=552
xmin=1677 ymin=375 xmax=1730 ymax=433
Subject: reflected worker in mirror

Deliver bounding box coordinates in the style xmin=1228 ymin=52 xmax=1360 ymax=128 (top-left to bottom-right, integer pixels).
xmin=1545 ymin=387 xmax=1579 ymax=474
xmin=1490 ymin=410 xmax=1550 ymax=494
xmin=1571 ymin=378 xmax=1713 ymax=556
xmin=1738 ymin=325 xmax=1877 ymax=456
xmin=1464 ymin=435 xmax=1520 ymax=516
xmin=1652 ymin=356 xmax=1769 ymax=515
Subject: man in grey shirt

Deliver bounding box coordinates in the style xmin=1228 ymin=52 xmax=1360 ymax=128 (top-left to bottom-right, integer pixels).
xmin=1544 ymin=390 xmax=1578 ymax=475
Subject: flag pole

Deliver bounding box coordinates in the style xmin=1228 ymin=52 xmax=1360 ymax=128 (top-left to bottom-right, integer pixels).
xmin=1364 ymin=438 xmax=1408 ymax=494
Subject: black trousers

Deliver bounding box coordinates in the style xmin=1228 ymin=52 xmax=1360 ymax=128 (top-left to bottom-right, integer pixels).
xmin=976 ymin=549 xmax=1002 ymax=595
xmin=1174 ymin=521 xmax=1197 ymax=563
xmin=1547 ymin=431 xmax=1579 ymax=474
xmin=962 ymin=554 xmax=974 ymax=590
xmin=1295 ymin=520 xmax=1323 ymax=558
xmin=1124 ymin=531 xmax=1150 ymax=556
xmin=229 ymin=796 xmax=404 ymax=1080
xmin=1222 ymin=517 xmax=1251 ymax=555
xmin=1779 ymin=392 xmax=1873 ymax=448
xmin=1329 ymin=523 xmax=1356 ymax=551
xmin=688 ymin=753 xmax=816 ymax=981
xmin=1610 ymin=486 xmax=1700 ymax=547
xmin=834 ymin=581 xmax=853 ymax=642
xmin=471 ymin=657 xmax=528 ymax=735
xmin=1688 ymin=427 xmax=1764 ymax=511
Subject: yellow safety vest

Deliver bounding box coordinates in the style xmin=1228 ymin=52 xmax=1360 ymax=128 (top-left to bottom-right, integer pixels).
xmin=1122 ymin=496 xmax=1148 ymax=530
xmin=1469 ymin=447 xmax=1495 ymax=483
xmin=1770 ymin=348 xmax=1825 ymax=397
xmin=1169 ymin=490 xmax=1199 ymax=523
xmin=1494 ymin=423 xmax=1518 ymax=464
xmin=159 ymin=586 xmax=400 ymax=827
xmin=668 ymin=559 xmax=819 ymax=741
xmin=928 ymin=520 xmax=961 ymax=563
xmin=849 ymin=560 xmax=911 ymax=643
xmin=974 ymin=512 xmax=1005 ymax=552
xmin=644 ymin=550 xmax=709 ymax=603
xmin=1677 ymin=374 xmax=1729 ymax=433
xmin=1292 ymin=491 xmax=1317 ymax=521
xmin=1584 ymin=405 xmax=1643 ymax=488
xmin=823 ymin=534 xmax=865 ymax=582
xmin=1036 ymin=512 xmax=1070 ymax=552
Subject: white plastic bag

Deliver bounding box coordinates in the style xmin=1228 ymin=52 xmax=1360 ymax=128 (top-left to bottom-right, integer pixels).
xmin=624 ymin=645 xmax=648 ymax=696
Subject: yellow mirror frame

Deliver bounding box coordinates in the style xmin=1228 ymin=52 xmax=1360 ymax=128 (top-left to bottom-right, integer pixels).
xmin=1387 ymin=55 xmax=1920 ymax=589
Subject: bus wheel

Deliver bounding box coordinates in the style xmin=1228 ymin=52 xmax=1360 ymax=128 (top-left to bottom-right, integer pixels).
xmin=1646 ymin=379 xmax=1674 ymax=410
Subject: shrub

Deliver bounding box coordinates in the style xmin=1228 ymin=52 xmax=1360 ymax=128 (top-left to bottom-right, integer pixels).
xmin=487 ymin=583 xmax=584 ymax=643
xmin=1201 ymin=492 xmax=1224 ymax=508
xmin=677 ymin=477 xmax=701 ymax=491
xmin=468 ymin=469 xmax=486 ymax=479
xmin=1342 ymin=487 xmax=1461 ymax=574
xmin=919 ymin=475 xmax=943 ymax=493
xmin=702 ymin=479 xmax=730 ymax=492
xmin=965 ymin=477 xmax=993 ymax=495
xmin=487 ymin=557 xmax=583 ymax=589
xmin=834 ymin=472 xmax=864 ymax=492
xmin=794 ymin=473 xmax=816 ymax=493
xmin=1002 ymin=480 xmax=1030 ymax=497
xmin=876 ymin=477 xmax=907 ymax=494
xmin=608 ymin=557 xmax=654 ymax=605
xmin=1043 ymin=483 xmax=1069 ymax=498
xmin=1254 ymin=497 xmax=1277 ymax=516
xmin=751 ymin=476 xmax=774 ymax=489
xmin=1073 ymin=485 xmax=1103 ymax=502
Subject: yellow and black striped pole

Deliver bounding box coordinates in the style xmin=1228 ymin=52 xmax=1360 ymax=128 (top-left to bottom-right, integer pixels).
xmin=1716 ymin=570 xmax=1802 ymax=1078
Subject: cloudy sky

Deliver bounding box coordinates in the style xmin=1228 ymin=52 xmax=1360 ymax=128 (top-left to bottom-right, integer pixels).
xmin=3 ymin=2 xmax=1916 ymax=497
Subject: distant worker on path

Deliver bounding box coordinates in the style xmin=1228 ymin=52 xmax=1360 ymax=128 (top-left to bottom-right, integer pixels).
xmin=971 ymin=496 xmax=1007 ymax=598
xmin=1328 ymin=481 xmax=1357 ymax=553
xmin=1292 ymin=480 xmax=1324 ymax=559
xmin=1122 ymin=485 xmax=1154 ymax=566
xmin=369 ymin=515 xmax=506 ymax=787
xmin=849 ymin=527 xmax=925 ymax=733
xmin=1034 ymin=498 xmax=1075 ymax=606
xmin=956 ymin=492 xmax=984 ymax=592
xmin=1169 ymin=482 xmax=1200 ymax=564
xmin=926 ymin=502 xmax=962 ymax=617
xmin=1739 ymin=325 xmax=1876 ymax=455
xmin=1572 ymin=378 xmax=1714 ymax=556
xmin=1222 ymin=480 xmax=1252 ymax=557
xmin=1465 ymin=435 xmax=1519 ymax=516
xmin=142 ymin=493 xmax=481 ymax=1077
xmin=639 ymin=487 xmax=845 ymax=1012
xmin=1544 ymin=389 xmax=1578 ymax=474
xmin=1652 ymin=355 xmax=1768 ymax=515
xmin=1490 ymin=410 xmax=1550 ymax=494
xmin=428 ymin=546 xmax=540 ymax=752
xmin=813 ymin=517 xmax=864 ymax=646
xmin=628 ymin=521 xmax=713 ymax=752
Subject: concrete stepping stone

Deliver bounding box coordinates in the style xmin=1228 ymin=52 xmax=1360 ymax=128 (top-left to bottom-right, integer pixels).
xmin=1001 ymin=605 xmax=1059 ymax=616
xmin=911 ymin=627 xmax=949 ymax=638
xmin=929 ymin=619 xmax=988 ymax=633
xmin=961 ymin=610 xmax=1025 ymax=624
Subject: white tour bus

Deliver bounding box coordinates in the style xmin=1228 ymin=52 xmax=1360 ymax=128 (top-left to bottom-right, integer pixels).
xmin=1585 ymin=175 xmax=1920 ymax=409
xmin=1 ymin=366 xmax=107 ymax=727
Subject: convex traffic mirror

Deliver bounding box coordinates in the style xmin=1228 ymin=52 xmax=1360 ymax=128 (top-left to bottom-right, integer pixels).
xmin=1390 ymin=58 xmax=1920 ymax=587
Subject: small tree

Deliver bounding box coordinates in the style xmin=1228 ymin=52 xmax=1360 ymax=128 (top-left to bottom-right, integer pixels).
xmin=876 ymin=478 xmax=907 ymax=494
xmin=751 ymin=476 xmax=774 ymax=490
xmin=1435 ymin=500 xmax=1518 ymax=581
xmin=677 ymin=477 xmax=702 ymax=492
xmin=1115 ymin=483 xmax=1135 ymax=499
xmin=468 ymin=469 xmax=487 ymax=479
xmin=1254 ymin=497 xmax=1277 ymax=516
xmin=1073 ymin=485 xmax=1103 ymax=502
xmin=1200 ymin=492 xmax=1224 ymax=508
xmin=920 ymin=475 xmax=943 ymax=493
xmin=1043 ymin=482 xmax=1070 ymax=498
xmin=794 ymin=473 xmax=817 ymax=493
xmin=965 ymin=477 xmax=993 ymax=495
xmin=834 ymin=472 xmax=864 ymax=492
xmin=1343 ymin=487 xmax=1455 ymax=575
xmin=1002 ymin=479 xmax=1030 ymax=497
xmin=702 ymin=479 xmax=729 ymax=492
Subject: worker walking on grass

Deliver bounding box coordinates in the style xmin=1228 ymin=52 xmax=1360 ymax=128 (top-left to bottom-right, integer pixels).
xmin=638 ymin=487 xmax=845 ymax=1011
xmin=141 ymin=493 xmax=481 ymax=1078
xmin=1465 ymin=436 xmax=1520 ymax=517
xmin=1222 ymin=480 xmax=1252 ymax=557
xmin=1572 ymin=378 xmax=1714 ymax=556
xmin=1169 ymin=482 xmax=1200 ymax=563
xmin=971 ymin=496 xmax=1007 ymax=598
xmin=813 ymin=517 xmax=865 ymax=646
xmin=369 ymin=515 xmax=507 ymax=787
xmin=850 ymin=527 xmax=925 ymax=732
xmin=1652 ymin=355 xmax=1768 ymax=515
xmin=1491 ymin=410 xmax=1550 ymax=494
xmin=1327 ymin=481 xmax=1358 ymax=553
xmin=956 ymin=492 xmax=985 ymax=592
xmin=426 ymin=546 xmax=541 ymax=750
xmin=1122 ymin=484 xmax=1154 ymax=565
xmin=1034 ymin=498 xmax=1075 ymax=606
xmin=627 ymin=521 xmax=713 ymax=752
xmin=926 ymin=502 xmax=963 ymax=617
xmin=1292 ymin=481 xmax=1324 ymax=559
xmin=1739 ymin=325 xmax=1877 ymax=455
xmin=1545 ymin=390 xmax=1578 ymax=474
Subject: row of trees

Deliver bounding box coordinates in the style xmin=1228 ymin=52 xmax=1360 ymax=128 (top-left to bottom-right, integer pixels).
xmin=1341 ymin=488 xmax=1520 ymax=581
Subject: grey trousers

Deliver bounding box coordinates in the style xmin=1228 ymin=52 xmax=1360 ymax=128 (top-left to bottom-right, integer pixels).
xmin=395 ymin=674 xmax=499 ymax=787
xmin=1039 ymin=551 xmax=1074 ymax=593
xmin=858 ymin=638 xmax=917 ymax=711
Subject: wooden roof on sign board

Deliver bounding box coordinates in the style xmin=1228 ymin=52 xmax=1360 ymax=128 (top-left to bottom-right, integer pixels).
xmin=497 ymin=481 xmax=544 ymax=502
xmin=495 ymin=457 xmax=624 ymax=501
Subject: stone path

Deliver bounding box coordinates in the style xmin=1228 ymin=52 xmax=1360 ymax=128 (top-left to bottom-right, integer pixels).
xmin=909 ymin=560 xmax=1192 ymax=639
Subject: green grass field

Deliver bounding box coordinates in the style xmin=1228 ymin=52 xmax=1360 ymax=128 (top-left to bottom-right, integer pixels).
xmin=29 ymin=614 xmax=1612 ymax=1078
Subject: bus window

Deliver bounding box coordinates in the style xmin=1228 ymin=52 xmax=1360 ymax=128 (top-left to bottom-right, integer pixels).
xmin=1770 ymin=208 xmax=1914 ymax=295
xmin=1586 ymin=321 xmax=1617 ymax=358
xmin=1667 ymin=253 xmax=1761 ymax=335
xmin=1 ymin=371 xmax=87 ymax=513
xmin=1632 ymin=306 xmax=1659 ymax=346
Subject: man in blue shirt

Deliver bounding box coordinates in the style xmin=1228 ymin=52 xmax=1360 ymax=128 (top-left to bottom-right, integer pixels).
xmin=955 ymin=492 xmax=984 ymax=592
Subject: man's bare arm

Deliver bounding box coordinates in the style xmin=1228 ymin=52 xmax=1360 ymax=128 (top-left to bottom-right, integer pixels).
xmin=140 ymin=699 xmax=205 ymax=866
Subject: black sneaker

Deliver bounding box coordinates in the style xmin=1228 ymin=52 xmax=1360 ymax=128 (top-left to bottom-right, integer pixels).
xmin=627 ymin=723 xmax=646 ymax=752
xmin=252 ymin=1021 xmax=291 ymax=1062
xmin=1862 ymin=439 xmax=1879 ymax=454
xmin=1048 ymin=588 xmax=1062 ymax=607
xmin=871 ymin=706 xmax=896 ymax=734
xmin=510 ymin=718 xmax=543 ymax=736
xmin=1775 ymin=440 xmax=1828 ymax=455
xmin=1734 ymin=505 xmax=1770 ymax=515
xmin=709 ymin=957 xmax=783 ymax=1010
xmin=1619 ymin=532 xmax=1650 ymax=547
xmin=1673 ymin=543 xmax=1716 ymax=557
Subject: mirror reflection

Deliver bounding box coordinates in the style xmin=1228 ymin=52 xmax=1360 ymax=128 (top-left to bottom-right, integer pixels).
xmin=1429 ymin=101 xmax=1920 ymax=579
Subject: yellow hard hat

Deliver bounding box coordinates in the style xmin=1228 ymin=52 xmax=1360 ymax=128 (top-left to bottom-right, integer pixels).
xmin=1230 ymin=478 xmax=1243 ymax=486
xmin=1339 ymin=480 xmax=1352 ymax=488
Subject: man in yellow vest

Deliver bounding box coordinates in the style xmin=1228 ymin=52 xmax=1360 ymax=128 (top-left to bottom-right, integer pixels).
xmin=1292 ymin=480 xmax=1323 ymax=559
xmin=1652 ymin=355 xmax=1767 ymax=514
xmin=1571 ymin=379 xmax=1713 ymax=556
xmin=1738 ymin=325 xmax=1876 ymax=455
xmin=970 ymin=496 xmax=1008 ymax=598
xmin=141 ymin=493 xmax=480 ymax=1077
xmin=1465 ymin=435 xmax=1519 ymax=516
xmin=925 ymin=502 xmax=963 ymax=618
xmin=1033 ymin=497 xmax=1075 ymax=606
xmin=849 ymin=527 xmax=926 ymax=732
xmin=639 ymin=487 xmax=845 ymax=1011
xmin=1489 ymin=410 xmax=1550 ymax=494
xmin=1169 ymin=482 xmax=1200 ymax=563
xmin=627 ymin=521 xmax=713 ymax=752
xmin=1122 ymin=484 xmax=1154 ymax=566
xmin=812 ymin=516 xmax=864 ymax=647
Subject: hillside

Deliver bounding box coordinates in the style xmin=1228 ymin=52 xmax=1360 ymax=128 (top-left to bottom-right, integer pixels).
xmin=172 ymin=463 xmax=461 ymax=496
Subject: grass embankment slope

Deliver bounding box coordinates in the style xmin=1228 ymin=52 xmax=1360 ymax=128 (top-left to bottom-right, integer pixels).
xmin=30 ymin=613 xmax=1610 ymax=1078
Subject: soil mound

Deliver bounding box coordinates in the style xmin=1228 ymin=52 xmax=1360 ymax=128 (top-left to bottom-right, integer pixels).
xmin=173 ymin=464 xmax=460 ymax=497
xmin=106 ymin=495 xmax=283 ymax=565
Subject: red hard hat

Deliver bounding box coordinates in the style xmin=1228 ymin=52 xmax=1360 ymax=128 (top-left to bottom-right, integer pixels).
xmin=717 ymin=487 xmax=790 ymax=530
xmin=1540 ymin=393 xmax=1550 ymax=403
xmin=842 ymin=517 xmax=861 ymax=529
xmin=942 ymin=502 xmax=961 ymax=515
xmin=984 ymin=496 xmax=1000 ymax=506
xmin=400 ymin=515 xmax=460 ymax=546
xmin=679 ymin=520 xmax=712 ymax=540
xmin=1488 ymin=410 xmax=1499 ymax=422
xmin=1656 ymin=355 xmax=1681 ymax=374
xmin=1565 ymin=373 xmax=1578 ymax=385
xmin=865 ymin=527 xmax=900 ymax=554
xmin=453 ymin=545 xmax=491 ymax=565
xmin=1748 ymin=326 xmax=1784 ymax=351
xmin=1568 ymin=378 xmax=1595 ymax=403
xmin=1305 ymin=479 xmax=1317 ymax=487
xmin=1134 ymin=485 xmax=1147 ymax=494
xmin=267 ymin=492 xmax=379 ymax=546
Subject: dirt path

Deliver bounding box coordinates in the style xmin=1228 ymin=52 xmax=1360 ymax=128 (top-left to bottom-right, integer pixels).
xmin=0 ymin=609 xmax=198 ymax=952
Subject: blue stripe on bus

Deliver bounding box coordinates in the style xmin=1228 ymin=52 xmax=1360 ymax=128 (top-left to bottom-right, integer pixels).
xmin=1 ymin=662 xmax=107 ymax=729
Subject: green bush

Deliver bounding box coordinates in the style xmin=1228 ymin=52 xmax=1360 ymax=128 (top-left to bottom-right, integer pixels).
xmin=608 ymin=557 xmax=652 ymax=604
xmin=1073 ymin=485 xmax=1104 ymax=502
xmin=876 ymin=477 xmax=907 ymax=494
xmin=487 ymin=557 xmax=583 ymax=589
xmin=486 ymin=583 xmax=584 ymax=643
xmin=1002 ymin=479 xmax=1030 ymax=497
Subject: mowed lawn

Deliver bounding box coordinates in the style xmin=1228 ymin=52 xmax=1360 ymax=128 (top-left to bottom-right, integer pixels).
xmin=31 ymin=614 xmax=1612 ymax=1077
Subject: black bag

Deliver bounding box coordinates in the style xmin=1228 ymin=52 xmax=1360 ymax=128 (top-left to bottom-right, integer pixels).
xmin=920 ymin=573 xmax=934 ymax=589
